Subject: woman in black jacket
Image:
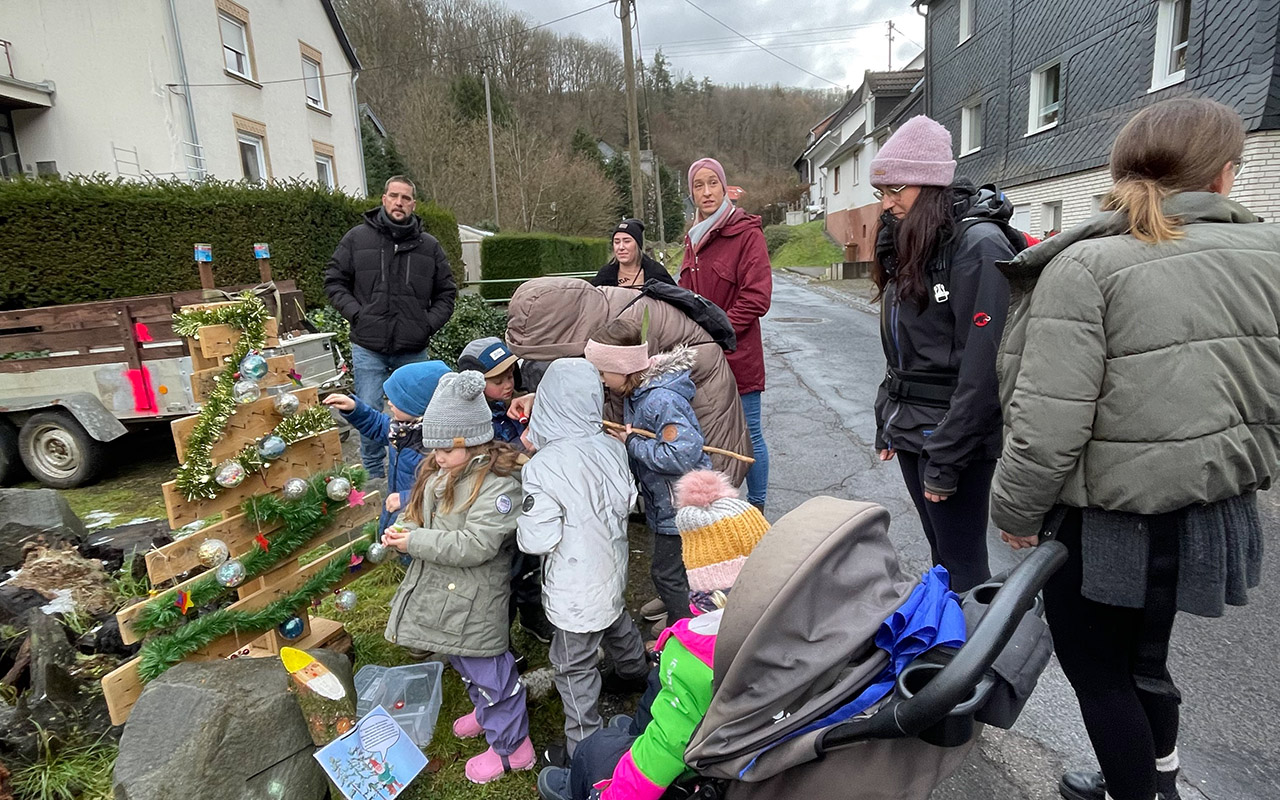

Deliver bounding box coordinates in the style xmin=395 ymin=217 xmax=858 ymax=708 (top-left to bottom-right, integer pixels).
xmin=870 ymin=115 xmax=1018 ymax=593
xmin=590 ymin=219 xmax=675 ymax=288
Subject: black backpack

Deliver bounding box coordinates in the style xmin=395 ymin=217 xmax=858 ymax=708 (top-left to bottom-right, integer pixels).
xmin=929 ymin=184 xmax=1031 ymax=299
xmin=620 ymin=279 xmax=737 ymax=352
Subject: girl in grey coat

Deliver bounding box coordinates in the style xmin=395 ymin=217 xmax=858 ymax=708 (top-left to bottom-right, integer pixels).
xmin=517 ymin=358 xmax=649 ymax=756
xmin=381 ymin=371 xmax=532 ymax=785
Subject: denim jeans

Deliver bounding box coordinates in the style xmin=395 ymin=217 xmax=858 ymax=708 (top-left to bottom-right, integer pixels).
xmin=350 ymin=342 xmax=429 ymax=477
xmin=740 ymin=390 xmax=769 ymax=507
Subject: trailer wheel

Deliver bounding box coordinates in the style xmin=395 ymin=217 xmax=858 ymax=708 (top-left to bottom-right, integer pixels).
xmin=18 ymin=410 xmax=107 ymax=489
xmin=0 ymin=418 xmax=22 ymax=485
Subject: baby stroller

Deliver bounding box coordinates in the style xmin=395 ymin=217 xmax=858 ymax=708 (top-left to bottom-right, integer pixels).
xmin=662 ymin=496 xmax=1066 ymax=800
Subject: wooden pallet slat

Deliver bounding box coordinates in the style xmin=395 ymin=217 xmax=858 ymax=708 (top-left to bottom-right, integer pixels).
xmin=194 ymin=318 xmax=280 ymax=359
xmin=170 ymin=387 xmax=319 ymax=463
xmin=161 ymin=428 xmax=343 ymax=528
xmin=190 ymin=354 xmax=295 ymax=403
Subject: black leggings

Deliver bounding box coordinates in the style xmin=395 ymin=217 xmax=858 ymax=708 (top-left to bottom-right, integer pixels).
xmin=652 ymin=532 xmax=692 ymax=622
xmin=896 ymin=451 xmax=994 ymax=592
xmin=1044 ymin=511 xmax=1180 ymax=800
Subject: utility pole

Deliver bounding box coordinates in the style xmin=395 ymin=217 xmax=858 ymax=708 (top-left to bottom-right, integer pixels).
xmin=654 ymin=154 xmax=666 ymax=243
xmin=886 ymin=21 xmax=896 ymax=71
xmin=619 ymin=0 xmax=644 ymax=219
xmin=483 ymin=70 xmax=500 ymax=229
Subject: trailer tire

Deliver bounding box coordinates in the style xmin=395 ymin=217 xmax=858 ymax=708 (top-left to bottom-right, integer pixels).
xmin=18 ymin=410 xmax=107 ymax=489
xmin=0 ymin=418 xmax=22 ymax=485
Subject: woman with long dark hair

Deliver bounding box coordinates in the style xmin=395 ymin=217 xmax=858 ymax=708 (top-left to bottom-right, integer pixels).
xmin=870 ymin=115 xmax=1018 ymax=593
xmin=993 ymin=98 xmax=1275 ymax=800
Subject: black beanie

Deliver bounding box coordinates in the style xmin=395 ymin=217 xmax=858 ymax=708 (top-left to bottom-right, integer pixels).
xmin=612 ymin=218 xmax=644 ymax=249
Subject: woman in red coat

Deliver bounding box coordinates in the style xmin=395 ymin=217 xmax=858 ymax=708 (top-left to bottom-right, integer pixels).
xmin=678 ymin=158 xmax=772 ymax=510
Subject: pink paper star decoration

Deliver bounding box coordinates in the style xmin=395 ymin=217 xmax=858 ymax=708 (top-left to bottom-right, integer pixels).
xmin=346 ymin=488 xmax=366 ymax=507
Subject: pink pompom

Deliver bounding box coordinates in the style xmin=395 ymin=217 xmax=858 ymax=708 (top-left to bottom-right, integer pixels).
xmin=675 ymin=470 xmax=737 ymax=509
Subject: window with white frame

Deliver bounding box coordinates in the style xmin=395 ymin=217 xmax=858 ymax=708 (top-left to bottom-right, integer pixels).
xmin=1152 ymin=0 xmax=1190 ymax=90
xmin=1041 ymin=201 xmax=1063 ymax=235
xmin=302 ymin=57 xmax=325 ymax=109
xmin=1012 ymin=205 xmax=1031 ymax=232
xmin=219 ymin=14 xmax=253 ymax=80
xmin=852 ymin=151 xmax=860 ymax=185
xmin=1091 ymin=194 xmax=1107 ymax=214
xmin=1028 ymin=61 xmax=1061 ymax=133
xmin=316 ymin=153 xmax=335 ymax=190
xmin=958 ymin=0 xmax=974 ymax=44
xmin=961 ymin=102 xmax=983 ymax=155
xmin=833 ymin=165 xmax=841 ymax=194
xmin=238 ymin=132 xmax=267 ymax=184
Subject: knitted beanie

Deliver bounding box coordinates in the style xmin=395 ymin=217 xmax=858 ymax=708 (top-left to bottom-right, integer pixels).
xmin=383 ymin=360 xmax=450 ymax=417
xmin=868 ymin=115 xmax=957 ymax=188
xmin=418 ymin=370 xmax=494 ymax=449
xmin=675 ymin=470 xmax=770 ymax=593
xmin=687 ymin=157 xmax=728 ymax=195
xmin=613 ymin=218 xmax=644 ymax=249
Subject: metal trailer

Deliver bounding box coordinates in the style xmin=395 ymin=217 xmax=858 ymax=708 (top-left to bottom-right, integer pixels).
xmin=0 ymin=281 xmax=347 ymax=488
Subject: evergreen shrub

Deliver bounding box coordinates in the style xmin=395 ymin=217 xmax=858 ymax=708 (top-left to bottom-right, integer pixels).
xmin=478 ymin=233 xmax=609 ymax=300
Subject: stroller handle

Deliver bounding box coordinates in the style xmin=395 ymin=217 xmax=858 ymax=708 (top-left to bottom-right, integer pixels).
xmin=824 ymin=540 xmax=1067 ymax=746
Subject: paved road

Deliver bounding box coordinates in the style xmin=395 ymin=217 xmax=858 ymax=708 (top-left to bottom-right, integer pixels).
xmin=759 ymin=272 xmax=1279 ymax=800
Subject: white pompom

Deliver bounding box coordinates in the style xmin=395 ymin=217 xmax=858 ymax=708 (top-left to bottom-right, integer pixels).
xmin=455 ymin=370 xmax=487 ymax=400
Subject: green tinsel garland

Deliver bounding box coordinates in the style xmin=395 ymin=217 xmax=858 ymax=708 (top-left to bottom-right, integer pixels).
xmin=136 ymin=521 xmax=379 ymax=682
xmin=222 ymin=404 xmax=336 ymax=478
xmin=173 ymin=293 xmax=271 ymax=500
xmin=131 ymin=465 xmax=367 ymax=637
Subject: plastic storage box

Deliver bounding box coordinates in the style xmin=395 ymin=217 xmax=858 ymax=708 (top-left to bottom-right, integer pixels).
xmin=354 ymin=661 xmax=444 ymax=748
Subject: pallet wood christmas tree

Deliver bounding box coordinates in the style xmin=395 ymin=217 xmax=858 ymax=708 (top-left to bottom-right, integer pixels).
xmin=102 ymin=294 xmax=384 ymax=725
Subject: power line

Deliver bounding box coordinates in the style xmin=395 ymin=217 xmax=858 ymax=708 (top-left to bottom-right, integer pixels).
xmin=679 ymin=0 xmax=844 ymax=89
xmin=166 ymin=1 xmax=613 ymax=90
xmin=652 ymin=18 xmax=905 ymax=50
xmin=661 ymin=33 xmax=917 ymax=58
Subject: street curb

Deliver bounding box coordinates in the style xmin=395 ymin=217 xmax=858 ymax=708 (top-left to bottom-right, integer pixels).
xmin=778 ymin=269 xmax=879 ymax=316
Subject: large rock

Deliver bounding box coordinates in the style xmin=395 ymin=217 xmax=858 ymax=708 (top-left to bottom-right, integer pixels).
xmin=81 ymin=519 xmax=170 ymax=573
xmin=114 ymin=649 xmax=354 ymax=800
xmin=0 ymin=489 xmax=87 ymax=570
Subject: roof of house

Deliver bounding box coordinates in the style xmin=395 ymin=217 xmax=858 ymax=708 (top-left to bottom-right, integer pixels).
xmin=865 ymin=69 xmax=924 ymax=97
xmin=359 ymin=104 xmax=387 ymax=137
xmin=320 ymin=0 xmax=362 ymax=71
xmin=820 ymin=123 xmax=867 ymax=169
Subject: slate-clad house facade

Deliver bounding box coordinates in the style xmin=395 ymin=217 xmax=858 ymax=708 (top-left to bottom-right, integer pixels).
xmin=915 ymin=0 xmax=1280 ymax=233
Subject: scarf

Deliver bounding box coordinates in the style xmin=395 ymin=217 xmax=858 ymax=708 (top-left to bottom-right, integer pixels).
xmin=377 ymin=207 xmax=421 ymax=242
xmin=688 ymin=195 xmax=735 ymax=253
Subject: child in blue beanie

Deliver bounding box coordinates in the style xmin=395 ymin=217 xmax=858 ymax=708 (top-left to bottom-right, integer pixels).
xmin=322 ymin=360 xmax=450 ymax=533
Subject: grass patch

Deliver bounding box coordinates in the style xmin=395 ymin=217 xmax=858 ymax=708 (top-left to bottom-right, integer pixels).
xmin=10 ymin=730 xmax=115 ymax=800
xmin=771 ymin=220 xmax=843 ymax=267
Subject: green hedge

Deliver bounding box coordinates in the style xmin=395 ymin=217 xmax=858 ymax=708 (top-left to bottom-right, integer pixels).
xmin=763 ymin=223 xmax=794 ymax=255
xmin=479 ymin=233 xmax=610 ymax=300
xmin=0 ymin=176 xmax=462 ymax=311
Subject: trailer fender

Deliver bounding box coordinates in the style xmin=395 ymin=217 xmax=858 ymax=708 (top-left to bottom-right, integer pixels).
xmin=0 ymin=393 xmax=129 ymax=442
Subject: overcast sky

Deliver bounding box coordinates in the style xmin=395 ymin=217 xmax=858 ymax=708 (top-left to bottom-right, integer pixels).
xmin=505 ymin=0 xmax=928 ymax=91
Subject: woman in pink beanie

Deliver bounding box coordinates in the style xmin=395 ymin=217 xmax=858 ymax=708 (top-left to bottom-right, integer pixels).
xmin=678 ymin=157 xmax=772 ymax=514
xmin=869 ymin=115 xmax=1023 ymax=593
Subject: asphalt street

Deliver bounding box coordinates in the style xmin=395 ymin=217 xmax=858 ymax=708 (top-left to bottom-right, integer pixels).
xmin=758 ymin=272 xmax=1280 ymax=800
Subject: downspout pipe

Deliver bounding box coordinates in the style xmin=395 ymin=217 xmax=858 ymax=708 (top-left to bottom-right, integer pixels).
xmin=352 ymin=72 xmax=367 ymax=197
xmin=166 ymin=0 xmax=200 ymax=177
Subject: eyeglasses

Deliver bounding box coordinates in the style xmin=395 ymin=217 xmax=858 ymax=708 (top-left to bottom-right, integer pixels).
xmin=1233 ymin=157 xmax=1247 ymax=178
xmin=873 ymin=185 xmax=908 ymax=201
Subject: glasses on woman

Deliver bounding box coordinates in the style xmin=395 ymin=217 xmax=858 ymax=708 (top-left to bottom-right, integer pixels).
xmin=1233 ymin=157 xmax=1247 ymax=178
xmin=873 ymin=185 xmax=908 ymax=201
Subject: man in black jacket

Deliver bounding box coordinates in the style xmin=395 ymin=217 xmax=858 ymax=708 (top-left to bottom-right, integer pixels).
xmin=325 ymin=176 xmax=457 ymax=479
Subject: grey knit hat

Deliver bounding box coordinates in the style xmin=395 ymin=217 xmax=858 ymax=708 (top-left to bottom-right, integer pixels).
xmin=419 ymin=370 xmax=495 ymax=449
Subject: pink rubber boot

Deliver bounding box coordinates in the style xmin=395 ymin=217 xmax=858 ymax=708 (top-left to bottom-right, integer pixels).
xmin=452 ymin=709 xmax=483 ymax=739
xmin=464 ymin=736 xmax=535 ymax=784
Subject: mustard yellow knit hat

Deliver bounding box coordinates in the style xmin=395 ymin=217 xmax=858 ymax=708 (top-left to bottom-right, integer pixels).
xmin=674 ymin=470 xmax=770 ymax=593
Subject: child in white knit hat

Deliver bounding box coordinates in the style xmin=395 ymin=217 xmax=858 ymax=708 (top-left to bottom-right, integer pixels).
xmin=381 ymin=370 xmax=533 ymax=784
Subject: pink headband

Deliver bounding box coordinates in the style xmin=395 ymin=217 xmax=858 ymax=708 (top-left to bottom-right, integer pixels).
xmin=583 ymin=340 xmax=652 ymax=375
xmin=687 ymin=157 xmax=727 ymax=195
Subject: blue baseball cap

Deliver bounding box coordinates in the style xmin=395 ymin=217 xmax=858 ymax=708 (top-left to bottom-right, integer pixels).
xmin=457 ymin=337 xmax=518 ymax=378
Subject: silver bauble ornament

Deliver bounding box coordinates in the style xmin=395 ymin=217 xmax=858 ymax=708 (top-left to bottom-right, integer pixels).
xmin=239 ymin=352 xmax=269 ymax=380
xmin=334 ymin=589 xmax=357 ymax=612
xmin=258 ymin=434 xmax=286 ymax=460
xmin=273 ymin=392 xmax=300 ymax=417
xmin=325 ymin=477 xmax=352 ymax=501
xmin=365 ymin=542 xmax=390 ymax=564
xmin=196 ymin=538 xmax=229 ymax=568
xmin=282 ymin=478 xmax=308 ymax=500
xmin=216 ymin=558 xmax=246 ymax=588
xmin=215 ymin=460 xmax=246 ymax=488
xmin=232 ymin=379 xmax=261 ymax=404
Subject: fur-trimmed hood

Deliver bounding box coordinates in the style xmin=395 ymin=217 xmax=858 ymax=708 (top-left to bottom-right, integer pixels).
xmin=638 ymin=345 xmax=698 ymax=389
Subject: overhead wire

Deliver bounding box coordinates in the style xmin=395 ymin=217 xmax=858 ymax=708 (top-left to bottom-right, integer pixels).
xmin=678 ymin=0 xmax=844 ymax=88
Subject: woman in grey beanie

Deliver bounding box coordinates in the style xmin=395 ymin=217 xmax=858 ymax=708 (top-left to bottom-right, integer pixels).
xmin=383 ymin=370 xmax=534 ymax=784
xmin=870 ymin=115 xmax=1024 ymax=593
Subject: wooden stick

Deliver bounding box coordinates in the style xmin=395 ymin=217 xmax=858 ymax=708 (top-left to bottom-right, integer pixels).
xmin=602 ymin=420 xmax=755 ymax=464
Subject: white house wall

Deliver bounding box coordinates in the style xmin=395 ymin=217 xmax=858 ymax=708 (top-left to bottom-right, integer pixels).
xmin=2 ymin=0 xmax=362 ymax=195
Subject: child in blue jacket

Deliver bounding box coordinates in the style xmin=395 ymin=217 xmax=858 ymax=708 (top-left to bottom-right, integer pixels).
xmin=322 ymin=360 xmax=450 ymax=533
xmin=584 ymin=318 xmax=712 ymax=628
xmin=458 ymin=336 xmax=527 ymax=448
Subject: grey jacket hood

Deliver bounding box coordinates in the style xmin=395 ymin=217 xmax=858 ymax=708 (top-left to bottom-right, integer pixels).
xmin=527 ymin=359 xmax=603 ymax=451
xmin=636 ymin=345 xmax=698 ymax=402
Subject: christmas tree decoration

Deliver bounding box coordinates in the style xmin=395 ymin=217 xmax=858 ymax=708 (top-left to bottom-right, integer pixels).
xmin=346 ymin=487 xmax=367 ymax=507
xmin=239 ymin=351 xmax=269 ymax=380
xmin=233 ymin=379 xmax=261 ymax=404
xmin=282 ymin=477 xmax=309 ymax=500
xmin=334 ymin=589 xmax=358 ymax=612
xmin=215 ymin=460 xmax=246 ymax=488
xmin=255 ymin=533 xmax=271 ymax=551
xmin=365 ymin=542 xmax=390 ymax=564
xmin=196 ymin=538 xmax=230 ymax=568
xmin=277 ymin=615 xmax=306 ymax=640
xmin=216 ymin=558 xmax=246 ymax=588
xmin=326 ymin=476 xmax=352 ymax=501
xmin=281 ymin=646 xmax=356 ymax=746
xmin=258 ymin=434 xmax=286 ymax=460
xmin=273 ymin=391 xmax=300 ymax=417
xmin=349 ymin=552 xmax=364 ymax=572
xmin=174 ymin=590 xmax=193 ymax=615
xmin=287 ymin=368 xmax=304 ymax=386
